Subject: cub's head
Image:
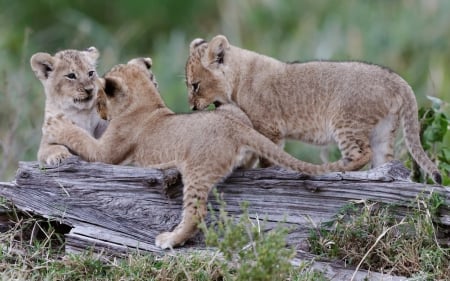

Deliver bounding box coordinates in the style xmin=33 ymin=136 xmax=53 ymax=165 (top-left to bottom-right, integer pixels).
xmin=99 ymin=57 xmax=160 ymax=120
xmin=185 ymin=35 xmax=234 ymax=111
xmin=30 ymin=47 xmax=100 ymax=112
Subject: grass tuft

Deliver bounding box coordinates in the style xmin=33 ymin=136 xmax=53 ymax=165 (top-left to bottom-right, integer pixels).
xmin=308 ymin=192 xmax=450 ymax=279
xmin=200 ymin=190 xmax=328 ymax=281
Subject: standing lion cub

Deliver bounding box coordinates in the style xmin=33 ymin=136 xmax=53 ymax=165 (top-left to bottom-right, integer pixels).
xmin=30 ymin=47 xmax=108 ymax=166
xmin=43 ymin=58 xmax=336 ymax=249
xmin=185 ymin=35 xmax=441 ymax=184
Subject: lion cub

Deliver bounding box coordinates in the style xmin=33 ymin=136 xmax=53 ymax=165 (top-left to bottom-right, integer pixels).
xmin=185 ymin=35 xmax=442 ymax=184
xmin=30 ymin=47 xmax=108 ymax=166
xmin=43 ymin=58 xmax=333 ymax=249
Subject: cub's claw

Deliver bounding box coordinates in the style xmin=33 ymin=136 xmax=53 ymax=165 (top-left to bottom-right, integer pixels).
xmin=45 ymin=150 xmax=72 ymax=166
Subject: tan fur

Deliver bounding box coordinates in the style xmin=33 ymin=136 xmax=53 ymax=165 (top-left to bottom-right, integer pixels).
xmin=43 ymin=58 xmax=342 ymax=249
xmin=96 ymin=84 xmax=108 ymax=121
xmin=185 ymin=35 xmax=442 ymax=184
xmin=30 ymin=47 xmax=108 ymax=166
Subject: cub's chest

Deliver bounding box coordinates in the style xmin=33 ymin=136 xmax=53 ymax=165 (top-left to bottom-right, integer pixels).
xmin=64 ymin=110 xmax=100 ymax=136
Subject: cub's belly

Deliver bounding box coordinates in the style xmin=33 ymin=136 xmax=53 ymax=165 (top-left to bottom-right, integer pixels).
xmin=286 ymin=129 xmax=334 ymax=146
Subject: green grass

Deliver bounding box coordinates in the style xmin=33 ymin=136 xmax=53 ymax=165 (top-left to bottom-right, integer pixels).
xmin=308 ymin=192 xmax=450 ymax=279
xmin=200 ymin=194 xmax=328 ymax=281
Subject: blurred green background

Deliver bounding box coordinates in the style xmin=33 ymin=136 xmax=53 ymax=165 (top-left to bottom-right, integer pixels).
xmin=1 ymin=0 xmax=449 ymax=181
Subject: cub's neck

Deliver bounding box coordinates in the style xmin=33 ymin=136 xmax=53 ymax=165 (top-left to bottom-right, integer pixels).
xmin=229 ymin=46 xmax=285 ymax=98
xmin=117 ymin=90 xmax=173 ymax=123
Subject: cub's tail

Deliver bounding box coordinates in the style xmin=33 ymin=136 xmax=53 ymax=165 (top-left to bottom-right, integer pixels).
xmin=400 ymin=85 xmax=442 ymax=184
xmin=241 ymin=129 xmax=348 ymax=175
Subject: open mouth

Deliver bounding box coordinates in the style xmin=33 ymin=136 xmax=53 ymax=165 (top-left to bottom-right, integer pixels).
xmin=213 ymin=101 xmax=222 ymax=108
xmin=73 ymin=95 xmax=93 ymax=103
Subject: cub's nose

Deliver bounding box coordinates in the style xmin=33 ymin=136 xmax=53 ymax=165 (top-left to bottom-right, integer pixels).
xmin=192 ymin=105 xmax=198 ymax=111
xmin=84 ymin=86 xmax=94 ymax=96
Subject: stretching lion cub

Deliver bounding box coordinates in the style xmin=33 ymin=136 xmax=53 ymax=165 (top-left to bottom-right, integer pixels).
xmin=30 ymin=47 xmax=108 ymax=166
xmin=43 ymin=58 xmax=331 ymax=249
xmin=185 ymin=35 xmax=441 ymax=184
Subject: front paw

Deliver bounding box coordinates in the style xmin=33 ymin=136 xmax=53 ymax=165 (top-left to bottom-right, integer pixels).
xmin=155 ymin=231 xmax=186 ymax=249
xmin=45 ymin=148 xmax=72 ymax=166
xmin=43 ymin=114 xmax=73 ymax=144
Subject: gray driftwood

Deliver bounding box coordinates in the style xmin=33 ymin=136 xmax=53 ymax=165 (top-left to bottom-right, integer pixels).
xmin=0 ymin=157 xmax=449 ymax=281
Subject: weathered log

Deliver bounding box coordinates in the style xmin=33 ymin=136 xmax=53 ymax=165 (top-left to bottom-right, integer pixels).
xmin=0 ymin=157 xmax=448 ymax=281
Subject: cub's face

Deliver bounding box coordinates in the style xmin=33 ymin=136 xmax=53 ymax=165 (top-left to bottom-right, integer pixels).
xmin=185 ymin=35 xmax=233 ymax=111
xmin=100 ymin=58 xmax=157 ymax=120
xmin=30 ymin=47 xmax=100 ymax=112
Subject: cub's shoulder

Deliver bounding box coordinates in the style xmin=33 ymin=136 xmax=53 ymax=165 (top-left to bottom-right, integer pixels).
xmin=214 ymin=104 xmax=253 ymax=128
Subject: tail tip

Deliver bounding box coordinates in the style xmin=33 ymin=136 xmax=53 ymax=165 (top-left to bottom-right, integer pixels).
xmin=432 ymin=172 xmax=442 ymax=185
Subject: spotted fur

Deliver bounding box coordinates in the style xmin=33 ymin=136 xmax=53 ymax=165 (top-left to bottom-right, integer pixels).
xmin=185 ymin=35 xmax=441 ymax=184
xmin=43 ymin=58 xmax=354 ymax=249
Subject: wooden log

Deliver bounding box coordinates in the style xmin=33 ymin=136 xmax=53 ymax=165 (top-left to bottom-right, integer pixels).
xmin=0 ymin=157 xmax=448 ymax=281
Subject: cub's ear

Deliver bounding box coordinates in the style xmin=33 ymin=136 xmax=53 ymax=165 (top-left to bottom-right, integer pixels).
xmin=97 ymin=77 xmax=106 ymax=89
xmin=189 ymin=38 xmax=207 ymax=54
xmin=128 ymin=57 xmax=152 ymax=70
xmin=30 ymin=52 xmax=55 ymax=81
xmin=103 ymin=77 xmax=123 ymax=97
xmin=142 ymin=57 xmax=152 ymax=69
xmin=207 ymin=35 xmax=230 ymax=64
xmin=84 ymin=46 xmax=100 ymax=62
xmin=96 ymin=81 xmax=108 ymax=120
xmin=127 ymin=58 xmax=158 ymax=88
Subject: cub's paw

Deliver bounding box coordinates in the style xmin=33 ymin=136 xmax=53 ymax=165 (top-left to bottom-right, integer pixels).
xmin=43 ymin=114 xmax=74 ymax=143
xmin=44 ymin=147 xmax=72 ymax=166
xmin=155 ymin=231 xmax=185 ymax=249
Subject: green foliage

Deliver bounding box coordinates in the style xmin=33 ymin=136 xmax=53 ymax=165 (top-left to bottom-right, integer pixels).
xmin=2 ymin=1 xmax=450 ymax=180
xmin=428 ymin=191 xmax=446 ymax=218
xmin=410 ymin=97 xmax=450 ymax=184
xmin=308 ymin=195 xmax=450 ymax=279
xmin=419 ymin=97 xmax=448 ymax=149
xmin=200 ymin=191 xmax=327 ymax=281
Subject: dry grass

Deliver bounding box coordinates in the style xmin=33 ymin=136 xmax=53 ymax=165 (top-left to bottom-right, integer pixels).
xmin=308 ymin=192 xmax=450 ymax=280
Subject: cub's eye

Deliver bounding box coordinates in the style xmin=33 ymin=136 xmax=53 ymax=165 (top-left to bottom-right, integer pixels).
xmin=192 ymin=82 xmax=200 ymax=93
xmin=65 ymin=73 xmax=77 ymax=80
xmin=88 ymin=70 xmax=95 ymax=77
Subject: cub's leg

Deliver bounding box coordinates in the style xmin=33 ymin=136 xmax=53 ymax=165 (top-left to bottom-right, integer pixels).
xmin=370 ymin=115 xmax=399 ymax=168
xmin=43 ymin=114 xmax=126 ymax=164
xmin=155 ymin=165 xmax=227 ymax=249
xmin=259 ymin=138 xmax=285 ymax=168
xmin=37 ymin=136 xmax=72 ymax=166
xmin=147 ymin=161 xmax=178 ymax=170
xmin=332 ymin=130 xmax=373 ymax=171
xmin=238 ymin=152 xmax=259 ymax=169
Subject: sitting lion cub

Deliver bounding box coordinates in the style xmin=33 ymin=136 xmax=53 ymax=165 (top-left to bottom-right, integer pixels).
xmin=185 ymin=35 xmax=441 ymax=184
xmin=43 ymin=58 xmax=331 ymax=249
xmin=30 ymin=47 xmax=108 ymax=166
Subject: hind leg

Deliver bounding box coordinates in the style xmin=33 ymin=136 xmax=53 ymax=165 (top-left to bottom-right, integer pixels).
xmin=155 ymin=165 xmax=228 ymax=249
xmin=334 ymin=130 xmax=373 ymax=171
xmin=370 ymin=134 xmax=394 ymax=168
xmin=370 ymin=115 xmax=399 ymax=168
